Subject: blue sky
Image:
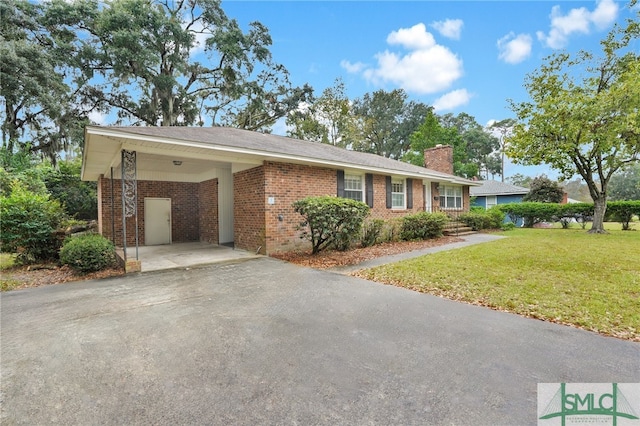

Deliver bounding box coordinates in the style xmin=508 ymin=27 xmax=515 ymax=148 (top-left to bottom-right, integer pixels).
xmin=220 ymin=0 xmax=636 ymax=179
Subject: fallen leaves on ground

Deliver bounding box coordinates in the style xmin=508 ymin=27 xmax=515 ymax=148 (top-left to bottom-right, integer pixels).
xmin=1 ymin=264 xmax=125 ymax=291
xmin=271 ymin=236 xmax=463 ymax=269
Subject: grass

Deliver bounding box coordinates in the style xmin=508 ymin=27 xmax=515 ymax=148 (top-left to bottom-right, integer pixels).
xmin=0 ymin=253 xmax=21 ymax=291
xmin=0 ymin=252 xmax=16 ymax=270
xmin=356 ymin=228 xmax=640 ymax=341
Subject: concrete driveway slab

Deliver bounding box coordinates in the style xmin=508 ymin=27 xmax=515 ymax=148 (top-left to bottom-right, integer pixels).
xmin=1 ymin=258 xmax=638 ymax=425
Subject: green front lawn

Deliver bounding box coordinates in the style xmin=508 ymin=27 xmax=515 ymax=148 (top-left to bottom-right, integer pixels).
xmin=356 ymin=229 xmax=640 ymax=341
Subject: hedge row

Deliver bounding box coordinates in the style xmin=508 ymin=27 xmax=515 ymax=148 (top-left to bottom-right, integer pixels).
xmin=496 ymin=201 xmax=640 ymax=229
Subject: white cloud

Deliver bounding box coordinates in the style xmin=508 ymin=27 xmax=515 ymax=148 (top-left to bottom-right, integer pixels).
xmin=387 ymin=23 xmax=436 ymax=49
xmin=432 ymin=89 xmax=472 ymax=112
xmin=349 ymin=23 xmax=463 ymax=95
xmin=591 ymin=0 xmax=619 ymax=30
xmin=340 ymin=60 xmax=366 ymax=73
xmin=497 ymin=32 xmax=532 ymax=64
xmin=430 ymin=19 xmax=464 ymax=40
xmin=537 ymin=0 xmax=618 ymax=49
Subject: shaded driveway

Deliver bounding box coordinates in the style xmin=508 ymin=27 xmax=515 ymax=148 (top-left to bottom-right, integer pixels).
xmin=2 ymin=257 xmax=638 ymax=425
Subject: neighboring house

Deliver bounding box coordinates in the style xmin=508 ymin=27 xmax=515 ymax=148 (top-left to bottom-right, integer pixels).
xmin=470 ymin=180 xmax=529 ymax=226
xmin=81 ymin=127 xmax=476 ymax=255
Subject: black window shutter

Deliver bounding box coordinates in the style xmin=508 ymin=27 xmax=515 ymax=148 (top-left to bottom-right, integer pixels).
xmin=365 ymin=174 xmax=374 ymax=208
xmin=385 ymin=176 xmax=392 ymax=208
xmin=406 ymin=178 xmax=413 ymax=209
xmin=337 ymin=170 xmax=345 ymax=197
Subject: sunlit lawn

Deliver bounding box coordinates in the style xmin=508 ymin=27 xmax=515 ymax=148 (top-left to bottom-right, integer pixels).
xmin=356 ymin=228 xmax=640 ymax=341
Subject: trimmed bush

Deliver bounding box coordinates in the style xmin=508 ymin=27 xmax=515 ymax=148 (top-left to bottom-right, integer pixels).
xmin=293 ymin=196 xmax=370 ymax=254
xmin=59 ymin=234 xmax=117 ymax=273
xmin=400 ymin=212 xmax=448 ymax=240
xmin=497 ymin=202 xmax=561 ymax=227
xmin=459 ymin=208 xmax=505 ymax=231
xmin=0 ymin=182 xmax=65 ymax=264
xmin=606 ymin=201 xmax=640 ymax=230
xmin=556 ymin=203 xmax=594 ymax=229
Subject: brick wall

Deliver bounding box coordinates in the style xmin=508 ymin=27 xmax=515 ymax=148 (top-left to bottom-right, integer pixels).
xmin=262 ymin=161 xmax=335 ymax=254
xmin=260 ymin=162 xmax=427 ymax=254
xmin=233 ymin=166 xmax=267 ymax=253
xmin=198 ymin=178 xmax=218 ymax=244
xmin=98 ymin=177 xmax=200 ymax=246
xmin=424 ymin=145 xmax=454 ymax=174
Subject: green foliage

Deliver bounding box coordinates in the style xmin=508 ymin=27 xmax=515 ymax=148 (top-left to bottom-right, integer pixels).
xmin=42 ymin=159 xmax=97 ymax=219
xmin=608 ymin=164 xmax=640 ymax=201
xmin=361 ymin=219 xmax=385 ymax=247
xmin=500 ymin=222 xmax=516 ymax=231
xmin=349 ymin=89 xmax=428 ymax=160
xmin=0 ymin=182 xmax=65 ymax=264
xmin=59 ymin=233 xmax=117 ymax=273
xmin=522 ymin=176 xmax=565 ymax=203
xmin=605 ymin=201 xmax=640 ymax=230
xmin=497 ymin=202 xmax=561 ymax=227
xmin=506 ymin=173 xmax=532 ymax=188
xmin=405 ymin=110 xmax=499 ymax=178
xmin=556 ymin=203 xmax=595 ymax=229
xmin=459 ymin=208 xmax=506 ymax=231
xmin=400 ymin=212 xmax=448 ymax=240
xmin=293 ymin=196 xmax=370 ymax=254
xmin=507 ymin=14 xmax=640 ymax=232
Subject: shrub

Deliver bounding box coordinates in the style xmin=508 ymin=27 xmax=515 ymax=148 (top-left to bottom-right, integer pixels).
xmin=501 ymin=222 xmax=516 ymax=231
xmin=361 ymin=219 xmax=385 ymax=247
xmin=382 ymin=218 xmax=403 ymax=243
xmin=0 ymin=182 xmax=65 ymax=264
xmin=43 ymin=159 xmax=98 ymax=220
xmin=459 ymin=208 xmax=505 ymax=230
xmin=400 ymin=212 xmax=448 ymax=240
xmin=497 ymin=202 xmax=561 ymax=227
xmin=556 ymin=203 xmax=595 ymax=229
xmin=59 ymin=234 xmax=117 ymax=273
xmin=293 ymin=196 xmax=370 ymax=254
xmin=606 ymin=201 xmax=640 ymax=230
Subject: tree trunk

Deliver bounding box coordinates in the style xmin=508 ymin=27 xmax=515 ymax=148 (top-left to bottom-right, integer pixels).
xmin=588 ymin=195 xmax=608 ymax=234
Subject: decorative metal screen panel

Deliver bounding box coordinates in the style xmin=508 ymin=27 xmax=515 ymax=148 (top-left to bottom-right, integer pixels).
xmin=121 ymin=150 xmax=137 ymax=218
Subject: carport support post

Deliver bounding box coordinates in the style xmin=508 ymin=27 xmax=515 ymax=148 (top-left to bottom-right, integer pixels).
xmin=121 ymin=150 xmax=139 ymax=262
xmin=110 ymin=167 xmax=115 ymax=245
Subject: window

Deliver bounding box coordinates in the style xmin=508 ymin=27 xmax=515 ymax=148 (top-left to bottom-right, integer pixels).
xmin=439 ymin=185 xmax=462 ymax=209
xmin=344 ymin=174 xmax=363 ymax=202
xmin=391 ymin=178 xmax=405 ymax=209
xmin=486 ymin=195 xmax=497 ymax=210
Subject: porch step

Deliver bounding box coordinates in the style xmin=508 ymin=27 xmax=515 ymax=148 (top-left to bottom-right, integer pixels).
xmin=443 ymin=221 xmax=476 ymax=236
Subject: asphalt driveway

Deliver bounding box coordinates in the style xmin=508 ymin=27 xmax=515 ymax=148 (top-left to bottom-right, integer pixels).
xmin=1 ymin=257 xmax=638 ymax=425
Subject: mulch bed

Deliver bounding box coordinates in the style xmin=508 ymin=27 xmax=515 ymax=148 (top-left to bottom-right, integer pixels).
xmin=271 ymin=236 xmax=464 ymax=269
xmin=2 ymin=264 xmax=125 ymax=291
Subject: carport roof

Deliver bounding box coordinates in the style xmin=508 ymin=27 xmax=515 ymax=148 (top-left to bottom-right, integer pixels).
xmin=82 ymin=125 xmax=477 ymax=186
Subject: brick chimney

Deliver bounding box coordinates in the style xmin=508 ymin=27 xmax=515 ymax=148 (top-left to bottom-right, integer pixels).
xmin=424 ymin=145 xmax=453 ymax=175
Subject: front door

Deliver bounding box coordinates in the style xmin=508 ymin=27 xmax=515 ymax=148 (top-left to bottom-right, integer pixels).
xmin=144 ymin=198 xmax=171 ymax=245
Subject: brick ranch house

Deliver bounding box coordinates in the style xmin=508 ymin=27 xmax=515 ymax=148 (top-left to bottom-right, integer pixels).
xmin=81 ymin=126 xmax=476 ymax=255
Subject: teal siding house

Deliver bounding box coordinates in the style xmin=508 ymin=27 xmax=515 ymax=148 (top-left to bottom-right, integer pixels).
xmin=470 ymin=180 xmax=529 ymax=226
